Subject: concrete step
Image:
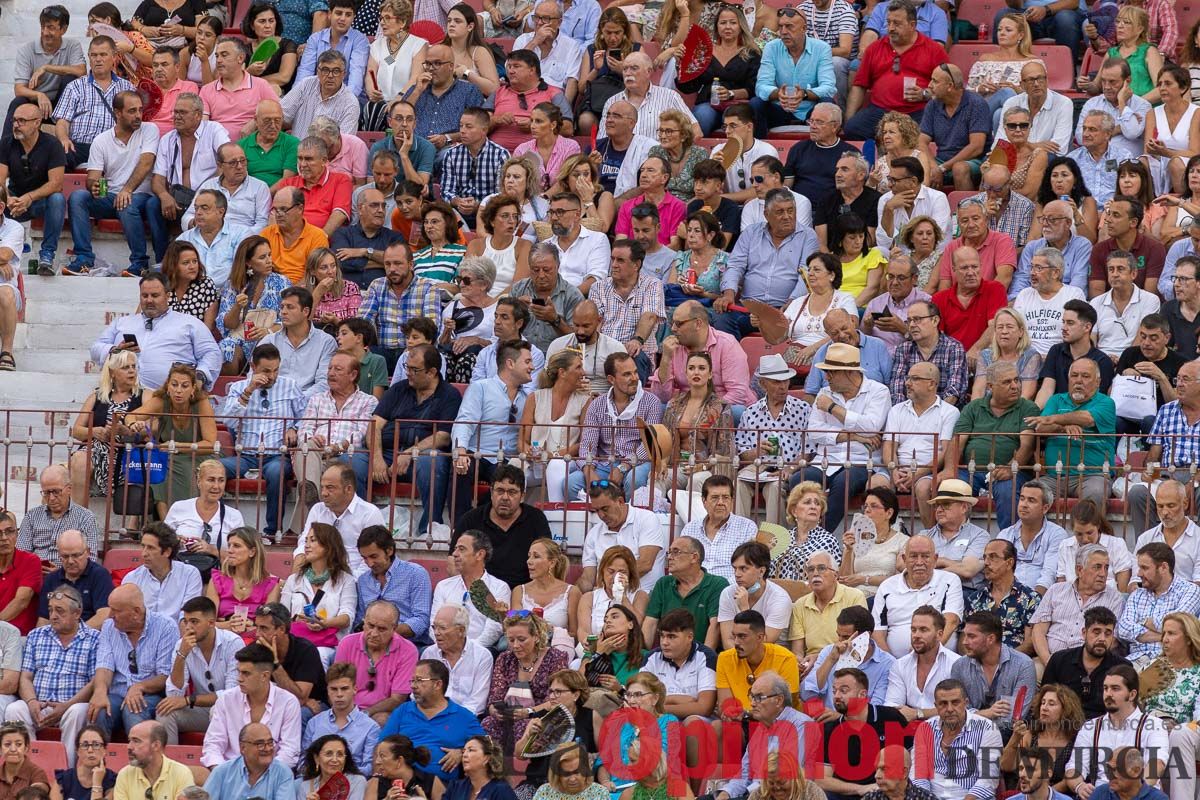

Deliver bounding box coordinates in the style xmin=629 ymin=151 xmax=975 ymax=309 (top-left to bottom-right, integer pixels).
xmin=3 ymin=349 xmax=96 ymax=374
xmin=21 ymin=274 xmax=140 ymax=306
xmin=21 ymin=303 xmax=132 ymax=327
xmin=11 ymin=323 xmax=106 ymax=351
xmin=0 ymin=370 xmax=100 ymax=406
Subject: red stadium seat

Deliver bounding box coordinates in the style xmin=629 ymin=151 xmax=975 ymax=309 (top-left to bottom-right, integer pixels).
xmin=740 ymin=336 xmax=785 ymax=377
xmin=1031 ymin=45 xmax=1076 ymax=94
xmin=103 ymin=548 xmax=143 ymax=572
xmin=265 ymin=550 xmax=294 ymax=578
xmin=29 ymin=741 xmax=67 ymax=774
xmin=211 ymin=376 xmax=240 ymax=397
xmin=166 ymin=745 xmax=205 ymax=765
xmin=948 ymin=43 xmax=998 ymax=76
xmin=412 ymin=557 xmax=449 ymax=586
xmin=956 ymin=0 xmax=1006 ymax=28
xmin=105 ymin=744 xmax=131 ymax=772
xmin=947 ymin=189 xmax=975 ymax=209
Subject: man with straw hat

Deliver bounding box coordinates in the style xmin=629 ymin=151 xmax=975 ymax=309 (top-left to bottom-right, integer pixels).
xmin=788 ymin=343 xmax=890 ymax=532
xmin=924 ymin=477 xmax=990 ymax=595
xmin=736 ymin=354 xmax=811 ymax=525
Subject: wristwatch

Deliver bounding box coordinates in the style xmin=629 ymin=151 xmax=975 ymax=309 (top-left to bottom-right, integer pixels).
xmin=366 ymin=247 xmax=374 ymax=259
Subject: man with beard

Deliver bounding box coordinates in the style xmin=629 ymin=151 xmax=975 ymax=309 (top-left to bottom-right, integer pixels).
xmin=1065 ymin=665 xmax=1168 ymax=796
xmin=1029 ymin=358 xmax=1117 ymax=508
xmin=379 ymin=660 xmax=485 ymax=784
xmin=884 ymin=605 xmax=961 ymax=723
xmin=358 ymin=241 xmax=441 ymax=373
xmin=1011 ymin=748 xmax=1072 ymax=800
xmin=112 ymin=722 xmax=195 ymax=800
xmin=1113 ymin=315 xmax=1186 ymax=436
xmin=801 ymin=604 xmax=892 ymax=714
xmin=909 ymin=679 xmax=1002 ymax=800
xmin=812 ymin=668 xmax=908 ymax=800
xmin=548 ymin=192 xmax=610 ymax=294
xmin=421 ymin=605 xmax=492 ymax=715
xmin=715 ymin=612 xmax=800 ymax=714
xmin=711 ymin=671 xmax=813 ymax=800
xmin=546 ymin=300 xmax=622 ymax=394
xmin=0 ymin=101 xmax=65 ymax=275
xmin=451 ymin=464 xmax=551 ymax=588
xmin=1117 ymin=543 xmax=1200 ymax=661
xmin=653 ymin=301 xmax=756 ymax=409
xmin=354 ymin=526 xmax=432 ymax=641
xmin=950 ymin=611 xmax=1037 ymax=737
xmin=157 ymin=597 xmax=242 ymax=746
xmin=1042 ymin=607 xmax=1129 ymax=719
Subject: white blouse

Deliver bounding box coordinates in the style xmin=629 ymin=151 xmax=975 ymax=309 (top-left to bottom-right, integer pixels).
xmin=370 ymin=33 xmax=427 ymax=99
xmin=783 ymin=290 xmax=859 ymax=346
xmin=280 ymin=570 xmax=357 ymax=640
xmin=162 ymin=498 xmax=245 ymax=544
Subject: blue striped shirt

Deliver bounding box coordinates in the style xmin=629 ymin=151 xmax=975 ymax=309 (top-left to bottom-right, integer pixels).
xmin=355 ymin=557 xmax=432 ymax=637
xmin=1117 ymin=576 xmax=1200 ymax=661
xmin=22 ymin=623 xmax=100 ymax=703
xmin=1147 ymin=400 xmax=1200 ymax=469
xmin=912 ymin=714 xmax=1003 ymax=800
xmin=220 ymin=376 xmax=307 ymax=450
xmin=96 ymin=613 xmax=178 ymax=695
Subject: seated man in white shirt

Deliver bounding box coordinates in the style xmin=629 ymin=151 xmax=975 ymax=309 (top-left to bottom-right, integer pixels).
xmin=995 ymin=62 xmax=1074 ymax=155
xmin=884 ymin=604 xmax=961 ymax=722
xmin=873 ymin=535 xmax=964 ymax=656
xmin=1090 ymin=250 xmax=1161 ymax=358
xmin=741 ymin=155 xmax=813 ymax=230
xmin=579 ymin=480 xmax=667 ymax=593
xmin=429 ymin=531 xmax=510 ymax=649
xmin=121 ymin=522 xmax=202 ymax=619
xmin=642 ymin=608 xmax=716 ymax=721
xmin=294 ymin=463 xmax=384 ymax=579
xmin=157 ymin=596 xmax=242 ymax=745
xmin=876 ymin=156 xmax=952 ymax=253
xmin=421 ymin=605 xmax=493 ymax=715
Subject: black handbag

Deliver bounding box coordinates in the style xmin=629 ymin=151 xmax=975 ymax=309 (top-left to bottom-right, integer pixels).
xmin=177 ymin=502 xmax=224 ymax=583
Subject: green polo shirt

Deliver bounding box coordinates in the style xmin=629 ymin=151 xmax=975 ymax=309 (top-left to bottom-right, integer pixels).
xmin=954 ymin=395 xmax=1039 ymax=466
xmin=646 ymin=570 xmax=729 ymax=644
xmin=239 ymin=131 xmax=300 ymax=186
xmin=1042 ymin=391 xmax=1117 ymax=473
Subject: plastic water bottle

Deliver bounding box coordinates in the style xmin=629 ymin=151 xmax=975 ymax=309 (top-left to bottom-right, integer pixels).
xmin=711 ymin=79 xmax=722 ymax=106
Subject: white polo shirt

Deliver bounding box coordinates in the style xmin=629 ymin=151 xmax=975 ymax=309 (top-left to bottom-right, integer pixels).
xmin=879 ymin=397 xmax=960 ymax=468
xmin=297 ymin=495 xmax=385 ymax=578
xmin=872 ymin=569 xmax=964 ymax=657
xmin=422 ymin=639 xmax=495 ymax=714
xmin=582 ymin=506 xmax=667 ymax=586
xmin=512 ymin=33 xmax=584 ymax=89
xmin=884 ymin=644 xmax=961 ymax=710
xmin=87 ymin=122 xmax=160 ymax=192
xmin=1134 ymin=519 xmax=1200 ymax=583
xmin=717 ymin=579 xmax=794 ymax=630
xmin=1089 ymin=286 xmax=1162 ymax=357
xmin=644 ymin=646 xmax=717 ymax=698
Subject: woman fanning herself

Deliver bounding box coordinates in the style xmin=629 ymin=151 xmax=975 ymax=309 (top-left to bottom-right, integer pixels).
xmin=126 ymin=363 xmax=217 ymax=518
xmin=295 ymin=734 xmax=367 ymax=800
xmin=439 ymin=256 xmax=498 ymax=382
xmin=1000 ymin=684 xmax=1084 ymax=793
xmin=241 ymin=4 xmax=298 ymax=93
xmin=994 ymin=107 xmax=1048 ymax=202
xmin=838 ymin=486 xmax=907 ymax=595
xmin=517 ymin=674 xmax=599 ymax=799
xmin=206 ymin=526 xmax=281 ymax=633
xmin=1146 ymin=65 xmax=1200 ymax=195
xmin=467 ymin=196 xmax=532 ymax=296
xmin=530 ymin=742 xmax=607 ymax=800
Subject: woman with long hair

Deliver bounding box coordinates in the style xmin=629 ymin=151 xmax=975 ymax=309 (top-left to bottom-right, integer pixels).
xmin=467 ymin=195 xmax=532 ymax=295
xmin=69 ymin=351 xmax=143 ymax=505
xmin=869 ymin=112 xmax=935 ymax=192
xmin=281 ymin=522 xmax=357 ymax=664
xmin=365 ymin=735 xmax=434 ymax=800
xmin=510 ymin=539 xmax=579 ymax=643
xmin=483 ymin=613 xmax=571 ymax=741
xmin=1153 ymin=154 xmax=1200 ymax=244
xmin=186 ymin=15 xmax=222 ymax=84
xmin=967 ymin=13 xmax=1038 ymax=113
xmin=897 ymin=215 xmax=946 ymax=294
xmin=519 ymin=350 xmax=591 ymax=503
xmin=1179 ymin=18 xmax=1200 ymax=102
xmin=206 ymin=526 xmax=281 ymax=633
xmin=576 ymin=546 xmax=648 ymax=643
xmin=1145 ymin=612 xmax=1200 ymax=800
xmin=971 ymin=308 xmax=1041 ymax=401
xmin=1146 ymin=65 xmax=1200 ymax=195
xmin=994 ymin=106 xmax=1048 ymax=201
xmin=1094 ymin=159 xmax=1162 ymax=242
xmin=577 ymin=8 xmax=640 ymax=135
xmin=163 ymin=457 xmax=246 ymax=547
xmin=582 ymin=605 xmax=648 ymax=689
xmin=483 ymin=157 xmax=549 ymax=235
xmin=439 ymin=255 xmax=498 ymax=381
xmin=1031 ymin=157 xmax=1099 ymax=243
xmin=829 ymin=212 xmax=885 ymax=306
xmin=414 ymin=201 xmax=467 ymax=292
xmin=362 ymin=0 xmax=426 ymax=130
xmin=87 ymin=2 xmax=154 ymax=82
xmin=765 ymin=253 xmax=858 ymax=362
xmin=296 ymin=734 xmax=367 ymax=800
xmin=442 ymin=3 xmax=500 ymax=97
xmin=305 ymin=247 xmax=361 ymax=332
xmin=676 ymin=4 xmax=761 ymax=135
xmin=513 ymin=103 xmax=582 ymax=194
xmin=218 ymin=235 xmax=291 ymax=374
xmin=838 ymin=486 xmax=907 ymax=595
xmin=240 ymin=4 xmax=298 ymax=93
xmin=545 ymin=155 xmax=614 ymax=232
xmin=126 ymin=363 xmax=217 ymax=518
xmin=53 ymin=725 xmax=115 ymax=800
xmin=660 ymin=352 xmax=734 ymax=494
xmin=748 ymin=752 xmax=822 ymax=800
xmin=667 ymin=211 xmax=728 ymax=306
xmin=161 ymin=241 xmax=218 ymax=333
xmin=517 ymin=673 xmax=599 ymax=799
xmin=647 ymin=109 xmax=710 ymax=203
xmin=1000 ymin=684 xmax=1085 ymax=792
xmin=444 ymin=736 xmax=515 ymax=800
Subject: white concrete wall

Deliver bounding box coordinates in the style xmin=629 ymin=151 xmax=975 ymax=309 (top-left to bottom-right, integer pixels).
xmin=0 ymin=0 xmax=97 ymax=114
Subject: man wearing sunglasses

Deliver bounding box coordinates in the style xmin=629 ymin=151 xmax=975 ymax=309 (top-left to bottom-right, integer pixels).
xmin=332 ymin=603 xmax=416 ymax=728
xmin=1075 ymin=59 xmax=1150 ymax=157
xmin=0 ymin=100 xmax=66 ymax=277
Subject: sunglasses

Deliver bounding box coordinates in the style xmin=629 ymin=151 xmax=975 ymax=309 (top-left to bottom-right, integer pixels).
xmin=1005 ymin=121 xmax=1030 ymax=130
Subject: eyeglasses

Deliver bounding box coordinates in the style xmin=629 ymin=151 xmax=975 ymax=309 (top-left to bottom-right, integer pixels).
xmin=884 ymin=273 xmax=911 ymax=282
xmin=241 ymin=738 xmax=275 ymax=749
xmin=802 ymin=564 xmax=832 ymax=576
xmin=532 ymin=13 xmax=561 ymax=22
xmin=750 ymin=692 xmax=781 ymax=703
xmin=656 ymin=128 xmax=681 ymax=136
xmin=272 ymin=205 xmax=297 ymax=215
xmin=317 ymin=67 xmax=345 ymax=76
xmin=981 ymin=182 xmax=1008 ymax=192
xmin=41 ymin=488 xmax=64 ymax=497
xmin=78 ymin=742 xmax=105 ymax=750
xmin=1038 ymin=215 xmax=1070 ymax=226
xmin=547 ymin=688 xmax=573 ymax=696
xmin=907 ymin=314 xmax=937 ymax=323
xmin=1174 ymin=275 xmax=1197 ymax=282
xmin=624 ymin=690 xmax=652 ymax=701
xmin=1022 ymin=75 xmax=1048 ymax=83
xmin=547 ymin=208 xmax=576 ymax=217
xmin=221 ymin=157 xmax=248 ymax=167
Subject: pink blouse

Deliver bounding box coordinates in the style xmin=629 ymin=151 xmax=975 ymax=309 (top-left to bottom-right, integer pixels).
xmin=315 ymin=281 xmax=363 ymax=324
xmin=211 ymin=572 xmax=281 ymax=619
xmin=512 ymin=136 xmax=582 ymax=191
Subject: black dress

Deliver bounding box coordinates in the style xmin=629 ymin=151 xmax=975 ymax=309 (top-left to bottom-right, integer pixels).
xmin=132 ymin=0 xmax=207 ymax=29
xmin=254 ymin=37 xmax=298 ymax=92
xmin=521 ymin=707 xmax=596 ymax=790
xmin=675 ymin=49 xmax=762 ymax=105
xmin=374 ymin=772 xmax=436 ymax=800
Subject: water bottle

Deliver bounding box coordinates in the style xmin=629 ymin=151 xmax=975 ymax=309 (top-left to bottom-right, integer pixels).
xmin=711 ymin=79 xmax=722 ymax=107
xmin=613 ymin=571 xmax=627 ymax=604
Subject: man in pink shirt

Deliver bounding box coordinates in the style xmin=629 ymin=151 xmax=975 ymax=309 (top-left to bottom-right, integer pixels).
xmin=650 ymin=300 xmax=757 ymax=413
xmin=202 ymin=642 xmax=302 ymax=769
xmin=613 ymin=156 xmax=686 ymax=246
xmin=308 ymin=114 xmax=368 ymax=186
xmin=146 ymin=48 xmax=199 ymax=135
xmin=333 ymin=600 xmax=418 ymax=725
xmin=936 ymin=197 xmax=1017 ymax=292
xmin=200 ymin=36 xmax=279 ymax=139
xmin=487 ymin=49 xmax=573 ymax=151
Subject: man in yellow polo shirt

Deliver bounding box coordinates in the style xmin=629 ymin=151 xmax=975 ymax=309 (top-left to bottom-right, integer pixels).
xmin=715 ymin=609 xmax=800 ymax=716
xmin=261 ymin=186 xmax=329 ymax=284
xmin=113 ymin=721 xmax=194 ymax=800
xmin=788 ymin=550 xmax=868 ymax=667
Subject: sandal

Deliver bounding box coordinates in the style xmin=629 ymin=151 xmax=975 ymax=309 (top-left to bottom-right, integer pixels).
xmin=0 ymin=352 xmax=14 ymax=371
xmin=61 ymin=265 xmax=91 ymax=276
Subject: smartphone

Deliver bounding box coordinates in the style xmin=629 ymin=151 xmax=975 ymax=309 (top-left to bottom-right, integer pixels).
xmin=532 ymin=298 xmax=546 ymax=306
xmin=871 ymin=311 xmax=885 ymax=320
xmin=607 ymin=49 xmax=622 ymax=60
xmin=502 ymin=14 xmax=517 ymax=26
xmin=122 ymin=333 xmax=138 ymax=346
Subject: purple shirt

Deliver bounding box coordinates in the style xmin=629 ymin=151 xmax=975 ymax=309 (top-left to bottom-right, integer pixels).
xmin=863 ymin=288 xmax=933 ymax=354
xmin=648 ymin=325 xmax=758 ymax=407
xmin=334 ymin=632 xmax=419 ymax=710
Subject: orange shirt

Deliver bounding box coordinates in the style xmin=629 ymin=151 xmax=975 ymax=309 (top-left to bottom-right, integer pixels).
xmin=260 ymin=222 xmax=329 ymax=284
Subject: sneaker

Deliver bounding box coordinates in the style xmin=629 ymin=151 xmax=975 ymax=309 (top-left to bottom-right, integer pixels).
xmin=36 ymin=259 xmax=55 ymax=276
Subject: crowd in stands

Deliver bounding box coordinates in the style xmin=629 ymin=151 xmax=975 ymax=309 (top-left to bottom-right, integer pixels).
xmin=10 ymin=0 xmax=1200 ymax=797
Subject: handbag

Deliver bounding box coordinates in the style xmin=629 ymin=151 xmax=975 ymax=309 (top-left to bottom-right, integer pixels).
xmin=123 ymin=438 xmax=168 ymax=486
xmin=177 ymin=502 xmax=224 ymax=583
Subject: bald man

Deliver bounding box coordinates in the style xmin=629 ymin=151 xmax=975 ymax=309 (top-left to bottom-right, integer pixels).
xmin=113 ymin=721 xmax=195 ymax=800
xmin=237 ymin=99 xmax=299 ymax=187
xmin=38 ymin=529 xmax=113 ymax=627
xmin=917 ymin=63 xmax=990 ymax=191
xmin=88 ymin=583 xmax=179 ymax=736
xmin=18 ymin=463 xmax=101 ymax=567
xmin=202 ymin=721 xmax=294 ymax=799
xmin=546 ymin=299 xmax=625 ymax=394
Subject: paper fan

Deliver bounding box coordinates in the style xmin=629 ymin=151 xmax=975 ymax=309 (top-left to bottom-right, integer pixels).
xmin=742 ymin=299 xmax=791 ymax=345
xmin=89 ymin=23 xmax=141 ymax=77
xmin=520 ymin=705 xmax=576 ymax=757
xmin=1139 ymin=656 xmax=1177 ymax=702
xmin=678 ymin=25 xmax=714 ymax=83
xmin=756 ymin=523 xmax=792 ymax=562
xmin=716 ymin=136 xmax=742 ymax=172
xmin=469 ymin=578 xmax=505 ymax=622
xmin=316 ymin=773 xmax=351 ymax=800
xmin=410 ymin=20 xmax=446 ymax=44
xmin=250 ymin=38 xmax=280 ymax=64
xmin=138 ymin=78 xmax=163 ymax=122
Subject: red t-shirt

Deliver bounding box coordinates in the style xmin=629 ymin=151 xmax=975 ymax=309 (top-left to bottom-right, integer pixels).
xmin=1088 ymin=232 xmax=1166 ymax=289
xmin=933 ymin=279 xmax=1008 ymax=351
xmin=280 ymin=167 xmax=354 ymax=230
xmin=853 ymin=33 xmax=949 ymax=114
xmin=0 ymin=550 xmax=43 ymax=635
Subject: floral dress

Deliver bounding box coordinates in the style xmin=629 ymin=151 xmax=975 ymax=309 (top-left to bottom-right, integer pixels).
xmin=668 ymin=249 xmax=729 ymax=307
xmin=663 ymin=393 xmax=734 ymax=479
xmin=481 ymin=647 xmax=571 ymax=742
xmin=170 ymin=278 xmax=219 ymax=322
xmin=76 ymin=391 xmax=144 ymax=496
xmin=1145 ymin=661 xmax=1200 ymax=723
xmin=314 ymin=280 xmax=362 ymax=327
xmin=647 ymin=145 xmax=710 ymax=203
xmin=770 ymin=526 xmax=843 ymax=579
xmin=217 ymin=272 xmax=291 ymax=364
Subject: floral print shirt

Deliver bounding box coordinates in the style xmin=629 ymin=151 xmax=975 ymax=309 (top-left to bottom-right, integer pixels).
xmin=965 ymin=580 xmax=1041 ymax=648
xmin=1145 ymin=661 xmax=1200 ymax=723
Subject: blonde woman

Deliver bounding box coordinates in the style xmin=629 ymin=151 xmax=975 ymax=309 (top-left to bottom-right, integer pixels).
xmin=69 ymin=350 xmax=143 ymax=505
xmin=869 ymin=112 xmax=936 ymax=193
xmin=770 ymin=482 xmax=842 ymax=581
xmin=305 ymin=247 xmax=361 ymax=331
xmin=647 ymin=109 xmax=710 ymax=202
xmin=1107 ymin=6 xmax=1163 ymax=99
xmin=967 ymin=13 xmax=1039 ymax=114
xmin=483 ymin=613 xmax=570 ymax=740
xmin=1147 ymin=612 xmax=1200 ymax=798
xmin=480 ymin=156 xmax=549 ymax=235
xmin=513 ymin=103 xmax=581 ymax=194
xmin=163 ymin=458 xmax=246 ymax=546
xmin=896 ymin=215 xmax=946 ymax=295
xmin=519 ymin=349 xmax=591 ymax=503
xmin=675 ymin=3 xmax=761 ymax=136
xmin=510 ymin=538 xmax=580 ymax=646
xmin=206 ymin=525 xmax=281 ymax=633
xmin=971 ymin=307 xmax=1042 ymax=401
xmin=547 ymin=155 xmax=615 ymax=232
xmin=748 ymin=752 xmax=824 ymax=800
